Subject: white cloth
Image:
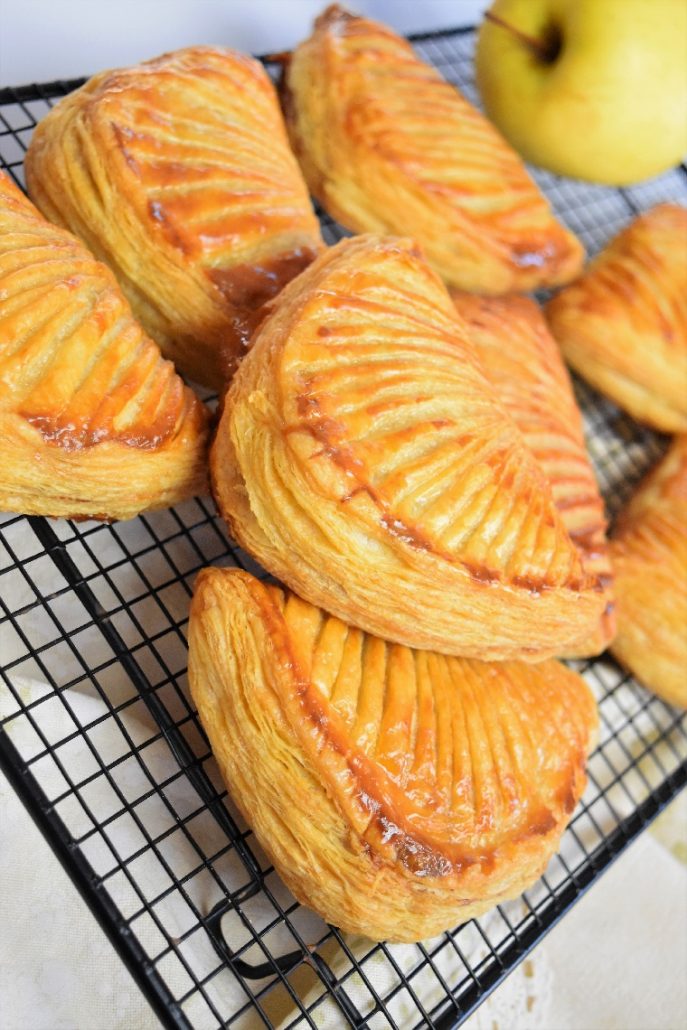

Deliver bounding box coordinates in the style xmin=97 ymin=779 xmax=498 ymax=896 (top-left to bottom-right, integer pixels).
xmin=2 ymin=756 xmax=686 ymax=1029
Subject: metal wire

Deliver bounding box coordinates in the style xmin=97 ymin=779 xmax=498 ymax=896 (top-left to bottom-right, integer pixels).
xmin=1 ymin=25 xmax=686 ymax=1030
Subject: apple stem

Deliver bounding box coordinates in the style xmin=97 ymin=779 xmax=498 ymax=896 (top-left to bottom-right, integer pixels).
xmin=263 ymin=50 xmax=292 ymax=65
xmin=484 ymin=10 xmax=555 ymax=62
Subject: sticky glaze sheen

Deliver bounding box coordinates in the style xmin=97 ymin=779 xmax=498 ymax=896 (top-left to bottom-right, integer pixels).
xmin=283 ymin=4 xmax=584 ymax=295
xmin=0 ymin=172 xmax=209 ymax=520
xmin=610 ymin=436 xmax=687 ymax=708
xmin=25 ymin=45 xmax=323 ymax=389
xmin=452 ymin=291 xmax=615 ymax=656
xmin=212 ymin=234 xmax=608 ymax=660
xmin=546 ymin=205 xmax=687 ymax=433
xmin=187 ymin=568 xmax=598 ymax=941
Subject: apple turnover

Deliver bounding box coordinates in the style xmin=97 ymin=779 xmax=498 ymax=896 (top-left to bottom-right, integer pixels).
xmin=282 ymin=4 xmax=584 ymax=295
xmin=452 ymin=292 xmax=614 ymax=656
xmin=212 ymin=235 xmax=607 ymax=660
xmin=610 ymin=437 xmax=687 ymax=708
xmin=0 ymin=172 xmax=209 ymax=521
xmin=189 ymin=567 xmax=598 ymax=942
xmin=25 ymin=46 xmax=323 ymax=388
xmin=546 ymin=205 xmax=687 ymax=433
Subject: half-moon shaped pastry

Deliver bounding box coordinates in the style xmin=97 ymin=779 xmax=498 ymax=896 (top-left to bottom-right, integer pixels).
xmin=188 ymin=567 xmax=598 ymax=942
xmin=212 ymin=234 xmax=607 ymax=660
xmin=0 ymin=172 xmax=209 ymax=521
xmin=25 ymin=46 xmax=323 ymax=388
xmin=282 ymin=5 xmax=584 ymax=295
xmin=546 ymin=205 xmax=687 ymax=433
xmin=452 ymin=292 xmax=614 ymax=657
xmin=610 ymin=437 xmax=687 ymax=708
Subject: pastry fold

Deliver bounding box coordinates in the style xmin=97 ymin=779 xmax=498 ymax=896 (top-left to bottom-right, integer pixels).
xmin=610 ymin=437 xmax=687 ymax=708
xmin=546 ymin=205 xmax=687 ymax=433
xmin=25 ymin=46 xmax=323 ymax=388
xmin=0 ymin=172 xmax=209 ymax=521
xmin=188 ymin=567 xmax=598 ymax=943
xmin=212 ymin=234 xmax=607 ymax=660
xmin=452 ymin=292 xmax=614 ymax=656
xmin=283 ymin=4 xmax=584 ymax=295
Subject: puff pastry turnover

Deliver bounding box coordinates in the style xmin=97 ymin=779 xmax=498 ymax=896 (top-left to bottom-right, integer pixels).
xmin=283 ymin=5 xmax=584 ymax=295
xmin=610 ymin=437 xmax=687 ymax=708
xmin=0 ymin=172 xmax=209 ymax=521
xmin=546 ymin=204 xmax=687 ymax=433
xmin=189 ymin=567 xmax=598 ymax=942
xmin=212 ymin=234 xmax=607 ymax=660
xmin=452 ymin=292 xmax=614 ymax=656
xmin=25 ymin=46 xmax=323 ymax=388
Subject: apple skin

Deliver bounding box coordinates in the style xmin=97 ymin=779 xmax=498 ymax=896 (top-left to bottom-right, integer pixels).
xmin=475 ymin=0 xmax=687 ymax=185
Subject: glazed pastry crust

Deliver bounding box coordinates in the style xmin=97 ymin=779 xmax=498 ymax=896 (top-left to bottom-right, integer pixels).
xmin=546 ymin=205 xmax=687 ymax=433
xmin=0 ymin=173 xmax=209 ymax=521
xmin=188 ymin=567 xmax=598 ymax=943
xmin=283 ymin=4 xmax=584 ymax=295
xmin=452 ymin=292 xmax=614 ymax=656
xmin=610 ymin=437 xmax=687 ymax=708
xmin=25 ymin=46 xmax=323 ymax=388
xmin=212 ymin=234 xmax=607 ymax=660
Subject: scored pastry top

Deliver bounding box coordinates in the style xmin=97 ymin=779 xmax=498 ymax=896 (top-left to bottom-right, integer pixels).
xmin=0 ymin=171 xmax=209 ymax=520
xmin=25 ymin=46 xmax=323 ymax=387
xmin=189 ymin=567 xmax=598 ymax=939
xmin=546 ymin=203 xmax=687 ymax=433
xmin=452 ymin=291 xmax=614 ymax=656
xmin=610 ymin=436 xmax=687 ymax=709
xmin=283 ymin=4 xmax=584 ymax=294
xmin=569 ymin=204 xmax=687 ymax=347
xmin=615 ymin=434 xmax=687 ymax=530
xmin=232 ymin=237 xmax=583 ymax=588
xmin=212 ymin=234 xmax=607 ymax=660
xmin=254 ymin=578 xmax=596 ymax=862
xmin=0 ymin=172 xmax=206 ymax=454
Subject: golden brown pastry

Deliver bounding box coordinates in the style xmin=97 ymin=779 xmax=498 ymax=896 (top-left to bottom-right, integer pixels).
xmin=212 ymin=234 xmax=607 ymax=660
xmin=610 ymin=437 xmax=687 ymax=708
xmin=189 ymin=567 xmax=598 ymax=942
xmin=0 ymin=172 xmax=209 ymax=521
xmin=282 ymin=5 xmax=584 ymax=295
xmin=452 ymin=292 xmax=614 ymax=656
xmin=546 ymin=205 xmax=687 ymax=433
xmin=25 ymin=46 xmax=323 ymax=388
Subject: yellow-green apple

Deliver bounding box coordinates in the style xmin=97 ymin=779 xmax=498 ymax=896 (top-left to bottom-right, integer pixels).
xmin=475 ymin=0 xmax=687 ymax=185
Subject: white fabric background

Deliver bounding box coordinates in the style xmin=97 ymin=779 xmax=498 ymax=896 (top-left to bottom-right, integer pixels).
xmin=2 ymin=768 xmax=685 ymax=1029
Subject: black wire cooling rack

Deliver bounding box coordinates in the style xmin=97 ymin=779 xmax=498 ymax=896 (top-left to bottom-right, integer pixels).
xmin=1 ymin=25 xmax=686 ymax=1030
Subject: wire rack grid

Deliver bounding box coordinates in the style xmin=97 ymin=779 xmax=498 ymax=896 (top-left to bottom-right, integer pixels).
xmin=1 ymin=24 xmax=686 ymax=1030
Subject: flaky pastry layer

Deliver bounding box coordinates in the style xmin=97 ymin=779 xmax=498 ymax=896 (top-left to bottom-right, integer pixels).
xmin=610 ymin=437 xmax=687 ymax=708
xmin=0 ymin=172 xmax=209 ymax=521
xmin=546 ymin=205 xmax=687 ymax=433
xmin=25 ymin=46 xmax=323 ymax=388
xmin=452 ymin=292 xmax=614 ymax=657
xmin=212 ymin=234 xmax=607 ymax=660
xmin=283 ymin=4 xmax=583 ymax=295
xmin=189 ymin=567 xmax=598 ymax=942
